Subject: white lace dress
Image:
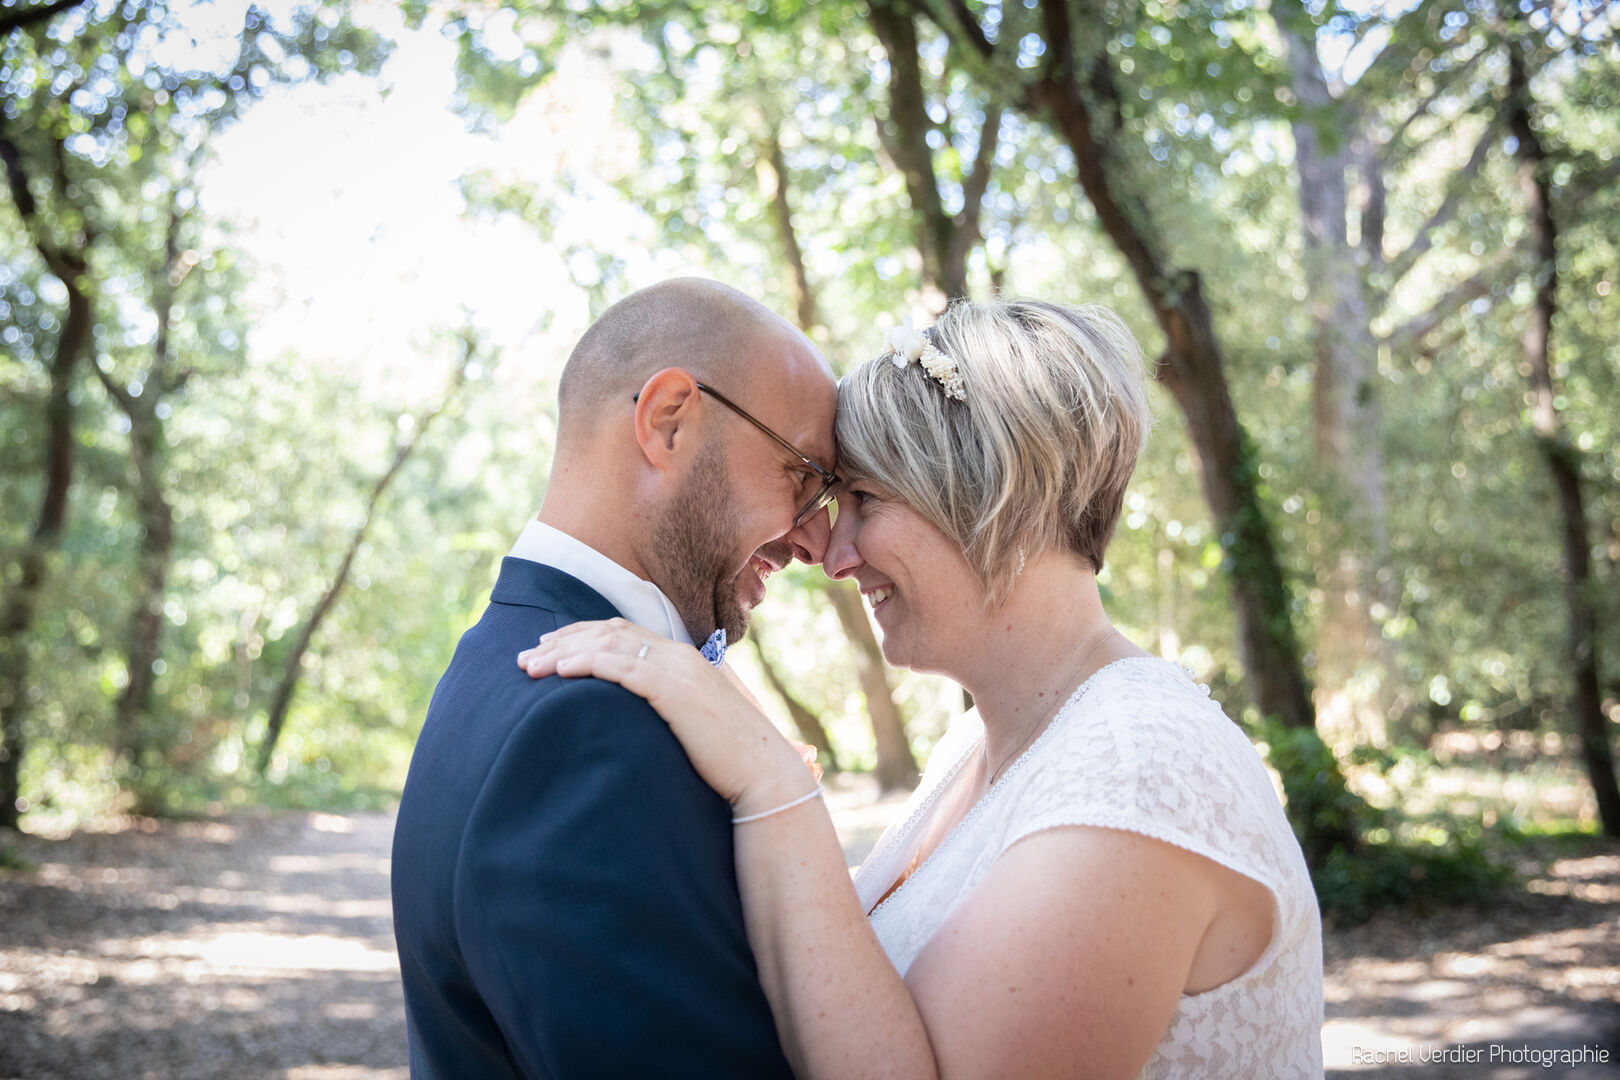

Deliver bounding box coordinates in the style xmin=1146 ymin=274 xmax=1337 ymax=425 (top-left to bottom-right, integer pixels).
xmin=854 ymin=657 xmax=1324 ymax=1079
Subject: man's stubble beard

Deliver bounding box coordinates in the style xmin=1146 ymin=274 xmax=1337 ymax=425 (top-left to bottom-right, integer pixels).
xmin=650 ymin=443 xmax=750 ymax=644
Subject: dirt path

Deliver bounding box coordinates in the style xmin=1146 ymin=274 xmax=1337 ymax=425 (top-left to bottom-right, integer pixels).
xmin=2 ymin=802 xmax=1616 ymax=1079
xmin=1 ymin=812 xmax=405 ymax=1080
xmin=1319 ymin=840 xmax=1620 ymax=1078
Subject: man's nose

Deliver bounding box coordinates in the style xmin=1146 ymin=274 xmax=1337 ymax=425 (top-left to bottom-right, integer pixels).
xmin=819 ymin=508 xmax=862 ymax=580
xmin=786 ymin=503 xmax=832 ymax=566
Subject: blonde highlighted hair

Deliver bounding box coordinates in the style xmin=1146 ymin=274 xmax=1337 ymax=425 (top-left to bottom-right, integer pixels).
xmin=836 ymin=298 xmax=1152 ymax=601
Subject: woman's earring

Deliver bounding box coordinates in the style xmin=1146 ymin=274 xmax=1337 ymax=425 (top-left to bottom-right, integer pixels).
xmin=1016 ymin=547 xmax=1027 ymax=576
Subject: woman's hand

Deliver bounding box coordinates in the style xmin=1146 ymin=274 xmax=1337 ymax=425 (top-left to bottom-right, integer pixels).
xmin=794 ymin=741 xmax=824 ymax=783
xmin=517 ymin=618 xmax=817 ymax=816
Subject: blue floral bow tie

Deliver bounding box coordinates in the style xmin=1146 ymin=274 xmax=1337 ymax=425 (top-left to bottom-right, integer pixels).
xmin=700 ymin=628 xmax=727 ymax=667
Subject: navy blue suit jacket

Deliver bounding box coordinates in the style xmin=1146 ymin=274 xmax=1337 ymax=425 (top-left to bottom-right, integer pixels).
xmin=391 ymin=558 xmax=793 ymax=1079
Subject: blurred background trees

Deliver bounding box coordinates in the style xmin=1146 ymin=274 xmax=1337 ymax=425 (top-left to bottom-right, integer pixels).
xmin=2 ymin=0 xmax=1616 ymax=916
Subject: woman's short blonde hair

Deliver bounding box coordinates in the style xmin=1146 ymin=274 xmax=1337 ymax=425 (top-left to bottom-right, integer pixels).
xmin=836 ymin=298 xmax=1152 ymax=601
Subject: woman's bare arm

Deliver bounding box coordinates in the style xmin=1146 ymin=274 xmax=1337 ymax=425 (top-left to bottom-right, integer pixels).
xmin=518 ymin=621 xmax=1228 ymax=1079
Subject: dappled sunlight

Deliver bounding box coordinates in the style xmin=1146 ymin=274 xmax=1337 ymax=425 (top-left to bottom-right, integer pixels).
xmin=0 ymin=813 xmax=406 ymax=1076
xmin=260 ymin=894 xmax=393 ymax=919
xmin=1321 ymin=850 xmax=1620 ymax=1071
xmin=266 ymin=852 xmax=391 ymax=876
xmin=80 ymin=926 xmax=397 ymax=977
xmin=309 ymin=813 xmax=355 ymax=833
xmin=324 ymin=1000 xmax=381 ymax=1021
xmin=188 ymin=931 xmax=398 ymax=975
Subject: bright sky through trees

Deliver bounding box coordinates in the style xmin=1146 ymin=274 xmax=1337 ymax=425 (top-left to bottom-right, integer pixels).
xmin=198 ymin=3 xmax=667 ymax=405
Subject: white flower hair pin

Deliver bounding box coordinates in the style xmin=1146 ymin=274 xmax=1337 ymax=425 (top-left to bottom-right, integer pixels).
xmin=881 ymin=318 xmax=967 ymax=402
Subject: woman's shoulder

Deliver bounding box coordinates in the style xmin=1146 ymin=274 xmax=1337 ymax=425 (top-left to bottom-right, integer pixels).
xmin=1006 ymin=656 xmax=1304 ymax=886
xmin=1055 ymin=656 xmax=1260 ymax=767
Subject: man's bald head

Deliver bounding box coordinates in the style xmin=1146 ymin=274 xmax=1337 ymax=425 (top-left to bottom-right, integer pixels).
xmin=539 ymin=278 xmax=837 ymax=642
xmin=557 ymin=278 xmax=814 ymax=444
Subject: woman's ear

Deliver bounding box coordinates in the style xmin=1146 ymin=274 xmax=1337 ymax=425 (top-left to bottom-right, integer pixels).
xmin=633 ymin=367 xmax=702 ymax=468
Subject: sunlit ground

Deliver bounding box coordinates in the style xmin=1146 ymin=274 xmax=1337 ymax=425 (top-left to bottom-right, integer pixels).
xmin=0 ymin=813 xmax=408 ymax=1080
xmin=1 ymin=770 xmax=1616 ymax=1079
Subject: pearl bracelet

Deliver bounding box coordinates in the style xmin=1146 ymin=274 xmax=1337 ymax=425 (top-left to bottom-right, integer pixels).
xmin=731 ymin=784 xmax=824 ymax=825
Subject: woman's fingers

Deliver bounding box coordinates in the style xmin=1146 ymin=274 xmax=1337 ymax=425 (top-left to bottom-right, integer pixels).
xmin=517 ymin=619 xmax=667 ymax=677
xmin=792 ymin=741 xmax=825 ymax=783
xmin=516 ymin=619 xmax=691 ymax=701
xmin=553 ymin=648 xmax=633 ymax=685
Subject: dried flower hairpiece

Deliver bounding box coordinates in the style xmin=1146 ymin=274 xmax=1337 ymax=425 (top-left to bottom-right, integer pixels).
xmin=880 ymin=318 xmax=967 ymax=402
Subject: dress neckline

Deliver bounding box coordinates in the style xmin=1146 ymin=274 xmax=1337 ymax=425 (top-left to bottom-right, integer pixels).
xmin=865 ymin=655 xmax=1174 ymax=919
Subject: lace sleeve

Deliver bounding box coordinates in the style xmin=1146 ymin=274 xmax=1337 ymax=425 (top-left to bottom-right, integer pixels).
xmin=1000 ymin=664 xmax=1300 ymax=897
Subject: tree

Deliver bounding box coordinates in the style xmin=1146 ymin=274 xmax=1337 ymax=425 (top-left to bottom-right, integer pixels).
xmin=868 ymin=0 xmax=1002 ymax=307
xmin=0 ymin=112 xmax=88 ymax=831
xmin=1270 ymin=0 xmax=1513 ymax=744
xmin=1504 ymin=28 xmax=1619 ymax=836
xmin=257 ymin=337 xmax=476 ymax=773
xmin=0 ymin=0 xmax=389 ymax=823
xmin=91 ymin=182 xmax=188 ymax=767
xmin=920 ymin=0 xmax=1360 ymax=861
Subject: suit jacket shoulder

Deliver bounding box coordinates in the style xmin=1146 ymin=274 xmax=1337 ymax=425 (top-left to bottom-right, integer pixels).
xmin=392 ymin=560 xmax=792 ymax=1080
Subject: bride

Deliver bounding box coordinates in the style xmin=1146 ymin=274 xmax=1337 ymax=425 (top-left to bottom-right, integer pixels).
xmin=518 ymin=298 xmax=1324 ymax=1078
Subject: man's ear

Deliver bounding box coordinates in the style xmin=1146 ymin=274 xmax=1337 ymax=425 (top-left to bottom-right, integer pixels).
xmin=632 ymin=367 xmax=702 ymax=469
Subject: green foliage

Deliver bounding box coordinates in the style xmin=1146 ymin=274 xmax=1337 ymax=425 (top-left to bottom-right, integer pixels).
xmin=1497 ymin=817 xmax=1606 ymax=849
xmin=1255 ymin=716 xmax=1367 ymax=862
xmin=2 ymin=0 xmax=402 ymax=824
xmin=1284 ymin=734 xmax=1519 ymax=924
xmin=1312 ymin=828 xmax=1514 ymax=926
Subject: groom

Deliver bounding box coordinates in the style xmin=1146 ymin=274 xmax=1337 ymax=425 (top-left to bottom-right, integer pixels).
xmin=391 ymin=279 xmax=838 ymax=1078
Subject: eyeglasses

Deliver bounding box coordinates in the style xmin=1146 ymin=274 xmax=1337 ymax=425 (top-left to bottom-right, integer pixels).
xmin=634 ymin=381 xmax=840 ymax=527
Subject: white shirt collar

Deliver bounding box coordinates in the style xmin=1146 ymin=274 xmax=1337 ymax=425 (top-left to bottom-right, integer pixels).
xmin=508 ymin=519 xmax=694 ymax=647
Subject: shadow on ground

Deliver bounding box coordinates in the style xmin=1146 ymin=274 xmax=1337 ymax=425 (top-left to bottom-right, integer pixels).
xmin=1322 ymin=843 xmax=1620 ymax=1078
xmin=0 ymin=812 xmax=406 ymax=1080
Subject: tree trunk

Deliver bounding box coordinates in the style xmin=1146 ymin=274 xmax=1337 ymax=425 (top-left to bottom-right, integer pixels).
xmin=1278 ymin=12 xmax=1390 ymax=747
xmin=1028 ymin=44 xmax=1315 ymax=737
xmin=99 ymin=199 xmax=185 ymax=766
xmin=115 ymin=417 xmax=175 ymax=764
xmin=0 ymin=336 xmax=85 ymax=830
xmin=755 ymin=132 xmax=817 ymax=331
xmin=747 ymin=632 xmax=839 ymax=772
xmin=868 ymin=0 xmax=1000 ymax=307
xmin=1507 ymin=41 xmax=1620 ymax=836
xmin=869 ymin=0 xmax=956 ymax=302
xmin=827 ymin=580 xmax=919 ymax=791
xmin=925 ymin=0 xmax=1358 ymax=859
xmin=0 ymin=131 xmax=93 ymax=832
xmin=257 ymin=343 xmax=473 ymax=773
